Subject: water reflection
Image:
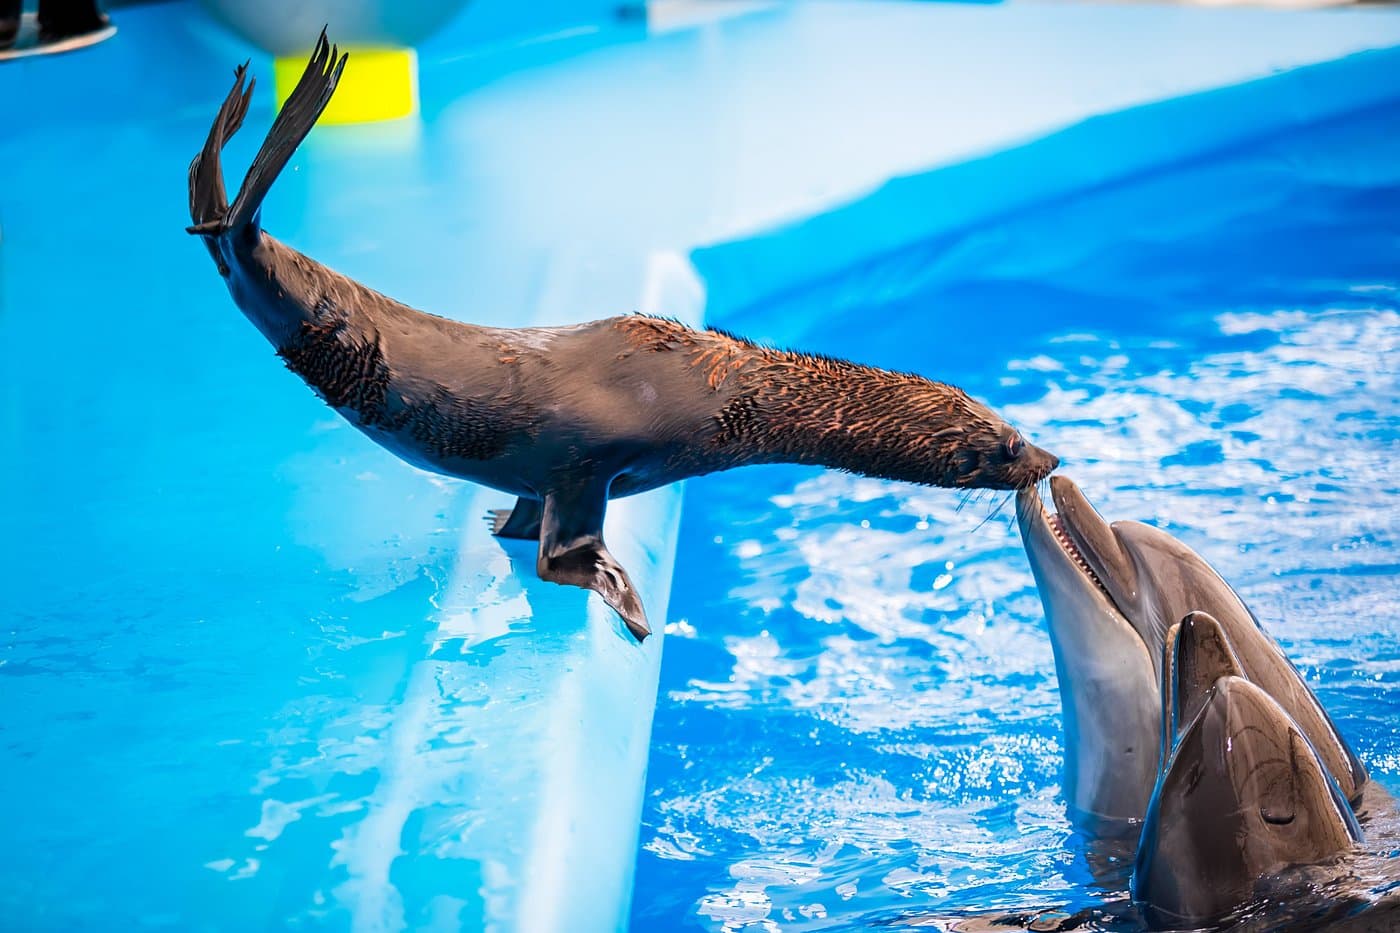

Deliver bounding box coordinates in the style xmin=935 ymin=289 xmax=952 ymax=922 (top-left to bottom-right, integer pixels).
xmin=639 ymin=301 xmax=1399 ymax=930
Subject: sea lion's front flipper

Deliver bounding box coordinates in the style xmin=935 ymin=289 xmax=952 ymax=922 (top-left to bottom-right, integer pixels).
xmin=488 ymin=498 xmax=543 ymax=540
xmin=536 ymin=486 xmax=649 ymax=642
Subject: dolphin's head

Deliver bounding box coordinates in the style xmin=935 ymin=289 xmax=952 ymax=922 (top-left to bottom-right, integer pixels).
xmin=1159 ymin=610 xmax=1246 ymax=760
xmin=1132 ymin=615 xmax=1362 ymax=929
xmin=1015 ymin=477 xmax=1161 ymax=825
xmin=1016 ymin=476 xmax=1367 ymax=826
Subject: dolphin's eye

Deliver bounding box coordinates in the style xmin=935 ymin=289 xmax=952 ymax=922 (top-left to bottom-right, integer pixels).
xmin=1003 ymin=432 xmax=1024 ymax=460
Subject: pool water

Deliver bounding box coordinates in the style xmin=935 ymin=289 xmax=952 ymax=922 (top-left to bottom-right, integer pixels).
xmin=3 ymin=7 xmax=1399 ymax=928
xmin=630 ymin=102 xmax=1400 ymax=930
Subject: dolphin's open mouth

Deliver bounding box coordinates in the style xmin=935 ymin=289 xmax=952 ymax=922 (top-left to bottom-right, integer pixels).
xmin=1045 ymin=510 xmax=1111 ymax=600
xmin=1018 ymin=475 xmax=1151 ymax=652
xmin=1020 ymin=478 xmax=1121 ymax=610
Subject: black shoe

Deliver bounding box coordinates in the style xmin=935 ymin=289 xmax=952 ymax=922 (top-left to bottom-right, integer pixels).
xmin=0 ymin=0 xmax=21 ymax=52
xmin=38 ymin=0 xmax=109 ymax=44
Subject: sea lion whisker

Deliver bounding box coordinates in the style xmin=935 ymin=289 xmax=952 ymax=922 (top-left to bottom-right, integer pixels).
xmin=956 ymin=489 xmax=988 ymax=515
xmin=971 ymin=491 xmax=1015 ymax=534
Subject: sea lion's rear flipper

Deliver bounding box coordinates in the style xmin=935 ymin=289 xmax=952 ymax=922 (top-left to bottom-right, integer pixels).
xmin=488 ymin=498 xmax=543 ymax=540
xmin=186 ymin=61 xmax=254 ymax=235
xmin=536 ymin=486 xmax=650 ymax=642
xmin=187 ymin=30 xmax=347 ymax=241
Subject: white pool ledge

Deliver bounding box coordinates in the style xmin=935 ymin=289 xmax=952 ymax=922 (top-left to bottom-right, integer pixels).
xmin=322 ymin=253 xmax=700 ymax=931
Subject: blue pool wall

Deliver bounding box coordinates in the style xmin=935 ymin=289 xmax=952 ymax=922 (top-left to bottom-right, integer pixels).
xmin=693 ymin=42 xmax=1400 ymax=329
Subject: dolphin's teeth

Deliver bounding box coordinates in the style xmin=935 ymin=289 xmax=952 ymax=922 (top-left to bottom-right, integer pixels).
xmin=1047 ymin=512 xmax=1111 ymax=599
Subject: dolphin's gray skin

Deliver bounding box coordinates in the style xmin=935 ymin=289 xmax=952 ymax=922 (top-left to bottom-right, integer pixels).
xmin=1131 ymin=613 xmax=1362 ymax=929
xmin=1015 ymin=476 xmax=1367 ymax=824
xmin=1160 ymin=610 xmax=1247 ymax=748
xmin=1014 ymin=479 xmax=1160 ymax=824
xmin=186 ymin=35 xmax=1058 ymax=642
xmin=911 ymin=481 xmax=1393 ymax=930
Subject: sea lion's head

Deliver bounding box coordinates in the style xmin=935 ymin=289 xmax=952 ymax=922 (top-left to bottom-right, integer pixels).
xmin=725 ymin=347 xmax=1059 ymax=491
xmin=919 ymin=393 xmax=1059 ymax=490
xmin=957 ymin=422 xmax=1058 ymax=490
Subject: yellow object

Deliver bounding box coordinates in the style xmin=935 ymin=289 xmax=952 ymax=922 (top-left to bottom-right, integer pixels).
xmin=274 ymin=46 xmax=418 ymax=124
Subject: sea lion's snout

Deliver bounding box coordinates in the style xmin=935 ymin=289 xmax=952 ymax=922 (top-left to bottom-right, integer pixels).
xmin=999 ymin=436 xmax=1059 ymax=489
xmin=925 ymin=419 xmax=1058 ymax=490
xmin=936 ymin=431 xmax=1058 ymax=490
xmin=953 ymin=424 xmax=1059 ymax=490
xmin=1018 ymin=439 xmax=1060 ymax=486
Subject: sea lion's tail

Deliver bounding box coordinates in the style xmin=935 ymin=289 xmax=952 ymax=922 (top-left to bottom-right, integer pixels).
xmin=186 ymin=61 xmax=253 ymax=235
xmin=186 ymin=30 xmax=347 ymax=241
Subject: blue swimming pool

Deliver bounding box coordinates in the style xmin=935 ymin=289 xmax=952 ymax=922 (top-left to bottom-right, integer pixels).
xmin=4 ymin=3 xmax=1400 ymax=930
xmin=630 ymin=102 xmax=1400 ymax=931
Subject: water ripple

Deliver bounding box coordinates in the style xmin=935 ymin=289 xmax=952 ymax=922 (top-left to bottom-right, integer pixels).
xmin=638 ymin=289 xmax=1399 ymax=927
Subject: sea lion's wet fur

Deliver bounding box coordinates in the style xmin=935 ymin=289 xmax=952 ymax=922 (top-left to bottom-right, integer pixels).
xmin=612 ymin=316 xmax=1049 ymax=491
xmin=266 ymin=290 xmax=1048 ymax=498
xmin=277 ymin=315 xmax=527 ymax=463
xmin=188 ymin=35 xmax=1058 ymax=641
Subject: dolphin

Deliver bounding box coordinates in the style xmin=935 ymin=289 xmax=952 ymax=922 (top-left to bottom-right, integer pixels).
xmin=1159 ymin=609 xmax=1249 ymax=761
xmin=1132 ymin=611 xmax=1362 ymax=929
xmin=1014 ymin=475 xmax=1367 ymax=826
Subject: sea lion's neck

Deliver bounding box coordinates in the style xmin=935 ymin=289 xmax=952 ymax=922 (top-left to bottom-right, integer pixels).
xmin=222 ymin=234 xmax=379 ymax=349
xmin=610 ymin=317 xmax=1002 ymax=488
xmin=221 ymin=234 xmax=417 ymax=427
xmin=723 ymin=352 xmax=982 ymax=487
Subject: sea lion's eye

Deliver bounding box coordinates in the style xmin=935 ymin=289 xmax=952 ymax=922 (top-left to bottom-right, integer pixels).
xmin=1003 ymin=433 xmax=1024 ymax=459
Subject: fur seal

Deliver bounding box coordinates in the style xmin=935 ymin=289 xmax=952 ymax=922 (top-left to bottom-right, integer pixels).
xmin=187 ymin=34 xmax=1059 ymax=641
